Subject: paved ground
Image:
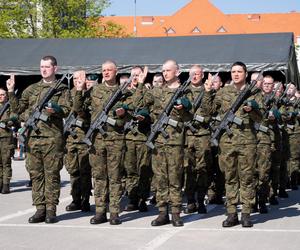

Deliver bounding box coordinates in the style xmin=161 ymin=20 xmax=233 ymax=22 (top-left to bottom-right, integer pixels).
xmin=1 ymin=160 xmax=300 ymax=250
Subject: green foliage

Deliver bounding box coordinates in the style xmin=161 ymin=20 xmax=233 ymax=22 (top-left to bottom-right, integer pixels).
xmin=0 ymin=0 xmax=129 ymax=38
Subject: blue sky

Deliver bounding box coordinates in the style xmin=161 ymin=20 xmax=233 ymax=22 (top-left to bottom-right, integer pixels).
xmin=103 ymin=0 xmax=300 ymax=16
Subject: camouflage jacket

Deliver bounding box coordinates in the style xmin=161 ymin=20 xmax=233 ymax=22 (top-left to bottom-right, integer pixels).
xmin=124 ymin=83 xmax=154 ymax=142
xmin=149 ymin=84 xmax=192 ymax=146
xmin=73 ymin=81 xmax=131 ymax=141
xmin=203 ymin=84 xmax=264 ymax=145
xmin=185 ymin=85 xmax=212 ymax=137
xmin=65 ymin=87 xmax=92 ymax=146
xmin=0 ymin=102 xmax=17 ymax=138
xmin=8 ymin=79 xmax=71 ymax=139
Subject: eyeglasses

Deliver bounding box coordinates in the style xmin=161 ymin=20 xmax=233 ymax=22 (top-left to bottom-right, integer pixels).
xmin=0 ymin=94 xmax=6 ymax=96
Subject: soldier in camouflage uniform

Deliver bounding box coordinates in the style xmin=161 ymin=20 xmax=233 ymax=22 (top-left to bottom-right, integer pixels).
xmin=7 ymin=55 xmax=71 ymax=223
xmin=150 ymin=60 xmax=192 ymax=227
xmin=74 ymin=60 xmax=130 ymax=225
xmin=64 ymin=70 xmax=92 ymax=212
xmin=184 ymin=65 xmax=213 ymax=214
xmin=280 ymin=84 xmax=300 ymax=190
xmin=123 ymin=66 xmax=153 ymax=212
xmin=203 ymin=62 xmax=263 ymax=227
xmin=0 ymin=87 xmax=17 ymax=194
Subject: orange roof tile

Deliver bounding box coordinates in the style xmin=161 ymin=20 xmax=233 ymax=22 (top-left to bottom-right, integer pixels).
xmin=101 ymin=0 xmax=300 ymax=39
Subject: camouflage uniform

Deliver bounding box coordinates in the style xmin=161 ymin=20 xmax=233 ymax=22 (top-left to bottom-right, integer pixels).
xmin=64 ymin=88 xmax=92 ymax=209
xmin=254 ymin=95 xmax=273 ymax=210
xmin=205 ymin=85 xmax=263 ymax=214
xmin=0 ymin=102 xmax=16 ymax=192
xmin=280 ymin=100 xmax=300 ymax=189
xmin=150 ymin=85 xmax=192 ymax=214
xmin=123 ymin=83 xmax=153 ymax=209
xmin=184 ymin=85 xmax=212 ymax=211
xmin=74 ymin=82 xmax=129 ymax=215
xmin=8 ymin=80 xmax=71 ymax=212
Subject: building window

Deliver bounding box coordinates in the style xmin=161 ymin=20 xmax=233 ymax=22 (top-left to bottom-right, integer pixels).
xmin=166 ymin=27 xmax=176 ymax=34
xmin=191 ymin=26 xmax=201 ymax=34
xmin=217 ymin=26 xmax=227 ymax=33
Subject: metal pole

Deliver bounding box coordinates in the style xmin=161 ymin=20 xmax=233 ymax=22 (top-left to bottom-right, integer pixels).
xmin=134 ymin=0 xmax=137 ymax=36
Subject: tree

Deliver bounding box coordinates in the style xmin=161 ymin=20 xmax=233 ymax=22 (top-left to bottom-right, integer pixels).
xmin=0 ymin=0 xmax=129 ymax=38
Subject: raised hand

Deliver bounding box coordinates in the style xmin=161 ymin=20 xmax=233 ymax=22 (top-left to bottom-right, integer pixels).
xmin=6 ymin=74 xmax=15 ymax=92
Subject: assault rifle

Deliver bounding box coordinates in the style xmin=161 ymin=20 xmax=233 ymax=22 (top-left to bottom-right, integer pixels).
xmin=254 ymin=82 xmax=282 ymax=133
xmin=145 ymin=74 xmax=193 ymax=149
xmin=63 ymin=112 xmax=83 ymax=138
xmin=82 ymin=76 xmax=133 ymax=146
xmin=184 ymin=72 xmax=219 ymax=133
xmin=0 ymin=101 xmax=10 ymax=129
xmin=18 ymin=74 xmax=67 ymax=145
xmin=210 ymin=71 xmax=263 ymax=146
xmin=274 ymin=83 xmax=291 ymax=107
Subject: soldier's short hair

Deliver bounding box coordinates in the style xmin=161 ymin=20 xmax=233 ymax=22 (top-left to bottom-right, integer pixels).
xmin=231 ymin=61 xmax=247 ymax=73
xmin=163 ymin=59 xmax=179 ymax=70
xmin=102 ymin=60 xmax=117 ymax=69
xmin=42 ymin=55 xmax=58 ymax=66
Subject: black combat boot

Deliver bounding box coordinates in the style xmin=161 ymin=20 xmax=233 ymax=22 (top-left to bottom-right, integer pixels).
xmin=26 ymin=180 xmax=32 ymax=188
xmin=28 ymin=209 xmax=46 ymax=223
xmin=184 ymin=203 xmax=197 ymax=214
xmin=171 ymin=213 xmax=184 ymax=227
xmin=45 ymin=210 xmax=58 ymax=224
xmin=241 ymin=213 xmax=253 ymax=227
xmin=291 ymin=173 xmax=299 ymax=190
xmin=90 ymin=213 xmax=108 ymax=224
xmin=208 ymin=196 xmax=224 ymax=205
xmin=197 ymin=203 xmax=207 ymax=214
xmin=138 ymin=199 xmax=148 ymax=212
xmin=65 ymin=200 xmax=81 ymax=212
xmin=222 ymin=213 xmax=239 ymax=227
xmin=1 ymin=183 xmax=10 ymax=194
xmin=269 ymin=195 xmax=279 ymax=205
xmin=110 ymin=213 xmax=122 ymax=225
xmin=151 ymin=211 xmax=170 ymax=226
xmin=258 ymin=202 xmax=268 ymax=214
xmin=278 ymin=188 xmax=289 ymax=198
xmin=124 ymin=199 xmax=139 ymax=211
xmin=81 ymin=199 xmax=91 ymax=212
xmin=149 ymin=194 xmax=157 ymax=205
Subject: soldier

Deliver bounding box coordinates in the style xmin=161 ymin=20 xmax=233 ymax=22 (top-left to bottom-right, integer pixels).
xmin=64 ymin=70 xmax=92 ymax=212
xmin=74 ymin=60 xmax=129 ymax=225
xmin=150 ymin=59 xmax=192 ymax=227
xmin=6 ymin=55 xmax=71 ymax=223
xmin=184 ymin=65 xmax=213 ymax=214
xmin=0 ymin=87 xmax=17 ymax=194
xmin=123 ymin=66 xmax=153 ymax=212
xmin=252 ymin=75 xmax=277 ymax=213
xmin=281 ymin=84 xmax=300 ymax=190
xmin=85 ymin=74 xmax=98 ymax=89
xmin=152 ymin=73 xmax=164 ymax=88
xmin=207 ymin=75 xmax=225 ymax=205
xmin=204 ymin=61 xmax=263 ymax=227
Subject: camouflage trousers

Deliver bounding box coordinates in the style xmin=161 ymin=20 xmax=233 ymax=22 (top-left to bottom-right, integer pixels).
xmin=255 ymin=143 xmax=271 ymax=202
xmin=184 ymin=135 xmax=212 ymax=204
xmin=286 ymin=134 xmax=300 ymax=179
xmin=280 ymin=129 xmax=289 ymax=190
xmin=219 ymin=143 xmax=256 ymax=214
xmin=269 ymin=145 xmax=281 ymax=197
xmin=152 ymin=143 xmax=184 ymax=213
xmin=0 ymin=137 xmax=14 ymax=185
xmin=124 ymin=140 xmax=152 ymax=203
xmin=89 ymin=138 xmax=125 ymax=214
xmin=64 ymin=143 xmax=92 ymax=203
xmin=26 ymin=137 xmax=64 ymax=211
xmin=207 ymin=145 xmax=225 ymax=201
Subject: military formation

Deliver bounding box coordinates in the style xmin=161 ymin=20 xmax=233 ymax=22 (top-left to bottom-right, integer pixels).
xmin=1 ymin=55 xmax=300 ymax=228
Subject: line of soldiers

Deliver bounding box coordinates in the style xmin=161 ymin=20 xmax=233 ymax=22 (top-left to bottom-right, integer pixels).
xmin=2 ymin=55 xmax=300 ymax=228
